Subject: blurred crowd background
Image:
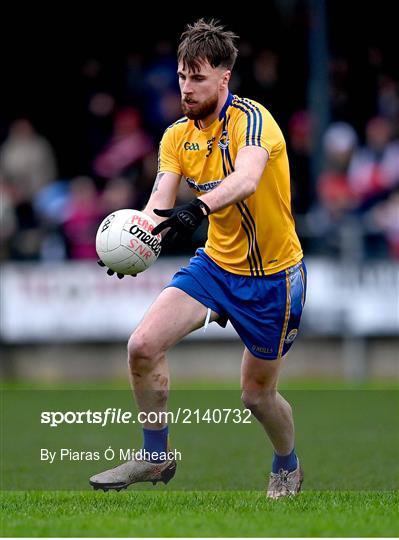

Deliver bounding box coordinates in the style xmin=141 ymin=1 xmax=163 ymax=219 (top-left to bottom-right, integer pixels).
xmin=1 ymin=2 xmax=398 ymax=263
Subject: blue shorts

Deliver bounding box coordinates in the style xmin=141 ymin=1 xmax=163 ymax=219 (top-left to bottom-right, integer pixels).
xmin=166 ymin=248 xmax=307 ymax=360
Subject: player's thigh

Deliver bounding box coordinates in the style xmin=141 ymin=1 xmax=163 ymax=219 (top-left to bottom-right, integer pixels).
xmin=133 ymin=286 xmax=218 ymax=352
xmin=241 ymin=347 xmax=285 ymax=391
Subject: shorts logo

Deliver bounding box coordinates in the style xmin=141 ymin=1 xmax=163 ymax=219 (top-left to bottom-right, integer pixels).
xmin=252 ymin=345 xmax=273 ymax=354
xmin=285 ymin=329 xmax=298 ymax=344
xmin=218 ymin=130 xmax=230 ymax=150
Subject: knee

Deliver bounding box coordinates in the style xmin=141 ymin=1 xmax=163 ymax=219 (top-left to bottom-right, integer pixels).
xmin=241 ymin=386 xmax=277 ymax=412
xmin=127 ymin=331 xmax=162 ymax=373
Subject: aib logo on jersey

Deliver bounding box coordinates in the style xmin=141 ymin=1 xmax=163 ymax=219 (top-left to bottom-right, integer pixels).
xmin=218 ymin=130 xmax=230 ymax=150
xmin=184 ymin=142 xmax=200 ymax=151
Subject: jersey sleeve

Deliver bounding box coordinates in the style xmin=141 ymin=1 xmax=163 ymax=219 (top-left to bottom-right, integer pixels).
xmin=233 ymin=102 xmax=284 ymax=158
xmin=157 ymin=127 xmax=182 ymax=175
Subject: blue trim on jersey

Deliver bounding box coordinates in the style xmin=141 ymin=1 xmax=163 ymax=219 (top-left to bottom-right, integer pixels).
xmin=231 ymin=102 xmax=253 ymax=145
xmin=219 ymin=145 xmax=228 ymax=177
xmin=234 ymin=99 xmax=263 ymax=146
xmin=241 ymin=201 xmax=265 ymax=276
xmin=225 ymin=144 xmax=235 ymax=173
xmin=219 ymin=115 xmax=230 ymax=178
xmin=236 ymin=202 xmax=258 ymax=276
xmin=242 ymin=98 xmax=263 ymax=146
xmin=219 ymin=92 xmax=234 ymax=120
xmin=241 ymin=100 xmax=259 ymax=146
xmin=234 ymin=99 xmax=257 ymax=145
xmin=240 ymin=98 xmax=262 ymax=146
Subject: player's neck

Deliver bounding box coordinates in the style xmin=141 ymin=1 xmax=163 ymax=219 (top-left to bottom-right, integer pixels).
xmin=197 ymin=89 xmax=229 ymax=129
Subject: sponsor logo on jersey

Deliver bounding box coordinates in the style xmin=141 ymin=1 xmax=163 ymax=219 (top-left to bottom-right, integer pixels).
xmin=185 ymin=177 xmax=223 ymax=193
xmin=184 ymin=142 xmax=200 ymax=151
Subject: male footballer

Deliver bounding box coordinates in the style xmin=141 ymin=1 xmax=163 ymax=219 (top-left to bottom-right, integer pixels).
xmin=91 ymin=19 xmax=307 ymax=499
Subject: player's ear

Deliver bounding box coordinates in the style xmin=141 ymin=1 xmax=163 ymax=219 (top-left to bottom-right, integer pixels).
xmin=220 ymin=69 xmax=231 ymax=90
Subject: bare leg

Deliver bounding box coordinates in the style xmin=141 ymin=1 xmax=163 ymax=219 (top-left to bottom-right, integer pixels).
xmin=127 ymin=287 xmax=218 ymax=429
xmin=241 ymin=348 xmax=294 ymax=455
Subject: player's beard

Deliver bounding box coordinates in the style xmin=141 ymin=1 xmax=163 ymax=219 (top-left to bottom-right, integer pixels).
xmin=181 ymin=93 xmax=219 ymax=120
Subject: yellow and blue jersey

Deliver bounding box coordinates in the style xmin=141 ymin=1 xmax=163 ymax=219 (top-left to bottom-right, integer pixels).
xmin=158 ymin=93 xmax=303 ymax=276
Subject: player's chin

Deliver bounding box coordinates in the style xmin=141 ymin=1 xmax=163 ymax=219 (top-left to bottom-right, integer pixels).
xmin=181 ymin=104 xmax=200 ymax=119
xmin=184 ymin=112 xmax=199 ymax=120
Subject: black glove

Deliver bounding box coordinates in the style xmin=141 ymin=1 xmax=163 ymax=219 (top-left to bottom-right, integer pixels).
xmin=97 ymin=259 xmax=136 ymax=279
xmin=151 ymin=199 xmax=210 ymax=241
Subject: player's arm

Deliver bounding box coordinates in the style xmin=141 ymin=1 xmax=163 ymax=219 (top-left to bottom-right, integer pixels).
xmin=151 ymin=146 xmax=268 ymax=239
xmin=143 ymin=171 xmax=182 ymax=225
xmin=198 ymin=146 xmax=268 ymax=213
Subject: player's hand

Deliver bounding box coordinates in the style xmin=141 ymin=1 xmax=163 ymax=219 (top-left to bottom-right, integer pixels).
xmin=151 ymin=198 xmax=210 ymax=241
xmin=97 ymin=259 xmax=137 ymax=279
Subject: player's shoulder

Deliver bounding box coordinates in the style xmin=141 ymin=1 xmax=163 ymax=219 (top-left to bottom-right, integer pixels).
xmin=164 ymin=116 xmax=190 ymax=133
xmin=230 ymin=95 xmax=273 ymax=121
xmin=161 ymin=116 xmax=191 ymax=146
xmin=229 ymin=95 xmax=285 ymax=149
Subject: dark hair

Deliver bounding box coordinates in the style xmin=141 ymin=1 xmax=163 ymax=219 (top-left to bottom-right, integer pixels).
xmin=178 ymin=18 xmax=239 ymax=72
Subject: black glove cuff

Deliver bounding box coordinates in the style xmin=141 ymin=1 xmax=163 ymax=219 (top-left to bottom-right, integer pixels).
xmin=191 ymin=198 xmax=211 ymax=216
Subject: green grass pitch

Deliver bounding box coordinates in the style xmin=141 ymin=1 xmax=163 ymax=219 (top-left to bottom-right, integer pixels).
xmin=2 ymin=490 xmax=398 ymax=537
xmin=1 ymin=380 xmax=398 ymax=537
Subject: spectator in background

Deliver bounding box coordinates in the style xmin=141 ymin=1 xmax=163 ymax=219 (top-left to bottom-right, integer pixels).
xmin=93 ymin=107 xmax=153 ymax=180
xmin=317 ymin=122 xmax=358 ymax=221
xmin=348 ymin=116 xmax=399 ymax=210
xmin=306 ymin=122 xmax=358 ymax=255
xmin=62 ymin=176 xmax=101 ymax=259
xmin=348 ymin=116 xmax=399 ymax=258
xmin=0 ymin=119 xmax=57 ymax=203
xmin=33 ymin=180 xmax=70 ymax=261
xmin=0 ymin=119 xmax=58 ymax=260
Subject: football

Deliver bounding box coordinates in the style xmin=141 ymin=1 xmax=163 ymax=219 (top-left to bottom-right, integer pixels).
xmin=96 ymin=209 xmax=162 ymax=275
